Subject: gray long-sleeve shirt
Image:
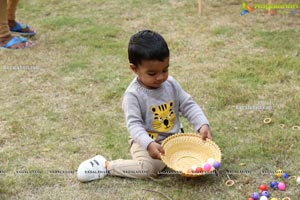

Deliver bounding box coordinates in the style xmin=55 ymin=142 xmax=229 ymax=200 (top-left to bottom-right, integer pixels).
xmin=122 ymin=76 xmax=209 ymax=150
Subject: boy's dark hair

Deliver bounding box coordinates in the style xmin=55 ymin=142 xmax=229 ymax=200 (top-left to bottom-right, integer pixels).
xmin=128 ymin=30 xmax=169 ymax=67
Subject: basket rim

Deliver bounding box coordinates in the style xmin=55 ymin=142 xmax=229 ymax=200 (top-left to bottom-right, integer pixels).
xmin=161 ymin=133 xmax=222 ymax=177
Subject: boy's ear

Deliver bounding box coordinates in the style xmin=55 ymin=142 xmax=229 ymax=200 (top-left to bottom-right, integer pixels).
xmin=129 ymin=63 xmax=138 ymax=74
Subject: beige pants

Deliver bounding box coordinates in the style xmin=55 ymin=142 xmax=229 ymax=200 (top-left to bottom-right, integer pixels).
xmin=107 ymin=138 xmax=165 ymax=178
xmin=0 ymin=0 xmax=19 ymax=37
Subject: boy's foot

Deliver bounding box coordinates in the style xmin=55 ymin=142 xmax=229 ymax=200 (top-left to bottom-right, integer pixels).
xmin=0 ymin=35 xmax=33 ymax=49
xmin=77 ymin=155 xmax=108 ymax=182
xmin=9 ymin=20 xmax=36 ymax=36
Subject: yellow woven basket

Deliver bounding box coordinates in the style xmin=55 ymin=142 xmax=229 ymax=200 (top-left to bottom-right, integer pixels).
xmin=161 ymin=133 xmax=222 ymax=177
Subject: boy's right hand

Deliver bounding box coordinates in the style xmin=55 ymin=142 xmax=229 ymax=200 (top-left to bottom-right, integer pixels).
xmin=147 ymin=141 xmax=165 ymax=160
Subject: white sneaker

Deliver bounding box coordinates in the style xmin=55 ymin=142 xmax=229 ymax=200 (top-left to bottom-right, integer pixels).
xmin=77 ymin=155 xmax=107 ymax=182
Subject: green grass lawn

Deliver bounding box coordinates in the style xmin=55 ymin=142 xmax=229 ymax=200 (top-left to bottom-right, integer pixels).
xmin=1 ymin=0 xmax=300 ymax=199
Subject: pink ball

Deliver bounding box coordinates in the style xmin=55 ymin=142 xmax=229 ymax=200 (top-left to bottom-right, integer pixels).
xmin=203 ymin=163 xmax=211 ymax=171
xmin=277 ymin=182 xmax=286 ymax=191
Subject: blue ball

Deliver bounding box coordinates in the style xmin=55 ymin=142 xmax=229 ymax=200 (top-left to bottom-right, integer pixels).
xmin=251 ymin=192 xmax=260 ymax=200
xmin=261 ymin=191 xmax=269 ymax=197
xmin=270 ymin=181 xmax=278 ymax=189
xmin=282 ymin=173 xmax=289 ymax=179
xmin=213 ymin=161 xmax=221 ymax=169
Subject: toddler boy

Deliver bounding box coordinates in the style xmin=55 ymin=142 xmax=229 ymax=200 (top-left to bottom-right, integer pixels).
xmin=77 ymin=30 xmax=212 ymax=182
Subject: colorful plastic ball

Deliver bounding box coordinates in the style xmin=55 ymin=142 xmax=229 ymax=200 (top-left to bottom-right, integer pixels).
xmin=270 ymin=181 xmax=278 ymax=189
xmin=282 ymin=173 xmax=289 ymax=179
xmin=213 ymin=161 xmax=221 ymax=169
xmin=270 ymin=198 xmax=278 ymax=200
xmin=277 ymin=182 xmax=286 ymax=191
xmin=248 ymin=198 xmax=254 ymax=200
xmin=203 ymin=163 xmax=211 ymax=172
xmin=251 ymin=192 xmax=260 ymax=200
xmin=207 ymin=158 xmax=215 ymax=165
xmin=296 ymin=177 xmax=300 ymax=184
xmin=260 ymin=196 xmax=268 ymax=200
xmin=195 ymin=167 xmax=203 ymax=173
xmin=259 ymin=184 xmax=268 ymax=191
xmin=275 ymin=169 xmax=283 ymax=177
xmin=261 ymin=191 xmax=269 ymax=197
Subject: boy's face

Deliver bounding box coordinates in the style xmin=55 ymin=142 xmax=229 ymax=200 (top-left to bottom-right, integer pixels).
xmin=130 ymin=57 xmax=169 ymax=89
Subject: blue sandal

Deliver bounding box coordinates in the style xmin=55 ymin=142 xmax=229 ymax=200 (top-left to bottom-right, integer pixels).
xmin=10 ymin=22 xmax=36 ymax=36
xmin=0 ymin=36 xmax=33 ymax=49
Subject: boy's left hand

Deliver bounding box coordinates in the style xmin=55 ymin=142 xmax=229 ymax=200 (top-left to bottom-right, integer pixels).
xmin=198 ymin=124 xmax=212 ymax=141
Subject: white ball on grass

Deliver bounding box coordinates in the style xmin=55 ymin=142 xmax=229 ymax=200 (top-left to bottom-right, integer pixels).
xmin=260 ymin=196 xmax=268 ymax=200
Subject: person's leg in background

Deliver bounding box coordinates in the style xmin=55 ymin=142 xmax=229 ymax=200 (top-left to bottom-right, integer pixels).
xmin=7 ymin=0 xmax=19 ymax=21
xmin=7 ymin=0 xmax=35 ymax=35
xmin=0 ymin=0 xmax=10 ymax=38
xmin=0 ymin=0 xmax=33 ymax=49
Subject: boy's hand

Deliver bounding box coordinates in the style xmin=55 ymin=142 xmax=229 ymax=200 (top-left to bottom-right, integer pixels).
xmin=147 ymin=141 xmax=165 ymax=160
xmin=198 ymin=124 xmax=213 ymax=141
